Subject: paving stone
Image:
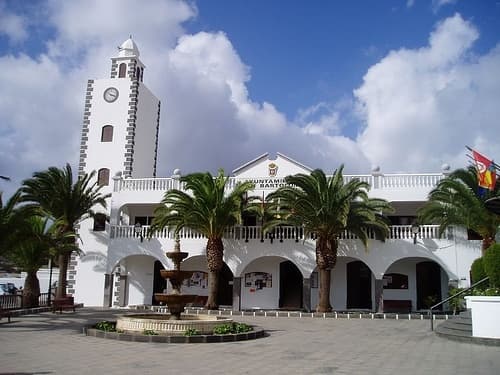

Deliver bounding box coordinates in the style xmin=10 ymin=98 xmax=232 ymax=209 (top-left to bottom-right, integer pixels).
xmin=1 ymin=307 xmax=500 ymax=374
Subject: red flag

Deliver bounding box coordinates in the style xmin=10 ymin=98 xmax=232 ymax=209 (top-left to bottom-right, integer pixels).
xmin=472 ymin=150 xmax=496 ymax=191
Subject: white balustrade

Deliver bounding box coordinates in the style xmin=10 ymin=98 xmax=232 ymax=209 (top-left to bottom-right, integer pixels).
xmin=113 ymin=173 xmax=444 ymax=193
xmin=110 ymin=224 xmax=443 ymax=241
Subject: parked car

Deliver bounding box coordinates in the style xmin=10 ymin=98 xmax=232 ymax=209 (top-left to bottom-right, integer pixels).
xmin=0 ymin=283 xmax=18 ymax=295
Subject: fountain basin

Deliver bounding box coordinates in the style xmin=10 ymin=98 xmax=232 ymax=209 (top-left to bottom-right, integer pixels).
xmin=116 ymin=314 xmax=233 ymax=335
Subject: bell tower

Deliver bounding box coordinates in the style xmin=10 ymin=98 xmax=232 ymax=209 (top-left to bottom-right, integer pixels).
xmin=78 ymin=37 xmax=160 ymax=197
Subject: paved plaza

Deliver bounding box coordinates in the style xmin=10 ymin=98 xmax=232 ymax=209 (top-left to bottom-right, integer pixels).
xmin=1 ymin=308 xmax=499 ymax=374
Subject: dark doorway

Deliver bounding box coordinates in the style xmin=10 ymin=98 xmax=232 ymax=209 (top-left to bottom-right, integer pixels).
xmin=346 ymin=261 xmax=372 ymax=309
xmin=152 ymin=260 xmax=166 ymax=305
xmin=217 ymin=263 xmax=233 ymax=306
xmin=416 ymin=261 xmax=442 ymax=310
xmin=279 ymin=260 xmax=303 ymax=310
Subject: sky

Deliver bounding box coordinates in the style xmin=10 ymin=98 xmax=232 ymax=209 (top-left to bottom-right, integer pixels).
xmin=1 ymin=0 xmax=500 ymax=199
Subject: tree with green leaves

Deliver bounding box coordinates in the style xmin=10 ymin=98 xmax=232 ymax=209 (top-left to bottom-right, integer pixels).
xmin=6 ymin=215 xmax=77 ymax=307
xmin=418 ymin=166 xmax=500 ymax=255
xmin=20 ymin=164 xmax=109 ymax=298
xmin=151 ymin=170 xmax=255 ymax=309
xmin=267 ymin=167 xmax=393 ymax=312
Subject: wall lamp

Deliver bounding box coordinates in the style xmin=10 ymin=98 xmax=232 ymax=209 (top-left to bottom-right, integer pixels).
xmin=134 ymin=222 xmax=143 ymax=242
xmin=410 ymin=223 xmax=419 ymax=245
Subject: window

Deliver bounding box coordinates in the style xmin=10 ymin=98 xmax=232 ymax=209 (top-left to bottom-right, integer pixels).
xmin=136 ymin=67 xmax=140 ymax=80
xmin=118 ymin=63 xmax=126 ymax=78
xmin=98 ymin=168 xmax=110 ymax=186
xmin=101 ymin=125 xmax=113 ymax=142
xmin=93 ymin=213 xmax=107 ymax=231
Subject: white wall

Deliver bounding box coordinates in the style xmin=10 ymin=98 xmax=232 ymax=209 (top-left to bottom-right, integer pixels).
xmin=132 ymin=84 xmax=159 ymax=178
xmin=241 ymin=256 xmax=283 ymax=310
xmin=74 ymin=218 xmax=109 ymax=306
xmin=124 ymin=255 xmax=156 ymax=306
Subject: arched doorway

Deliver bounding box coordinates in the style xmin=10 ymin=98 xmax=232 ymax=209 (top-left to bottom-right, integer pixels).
xmin=346 ymin=260 xmax=372 ymax=309
xmin=279 ymin=260 xmax=303 ymax=310
xmin=152 ymin=260 xmax=166 ymax=305
xmin=416 ymin=261 xmax=442 ymax=310
xmin=217 ymin=263 xmax=233 ymax=306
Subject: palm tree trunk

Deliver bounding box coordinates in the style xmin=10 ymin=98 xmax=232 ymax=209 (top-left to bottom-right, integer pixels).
xmin=205 ymin=237 xmax=224 ymax=309
xmin=23 ymin=270 xmax=40 ymax=308
xmin=317 ymin=268 xmax=332 ymax=312
xmin=315 ymin=236 xmax=337 ymax=312
xmin=56 ymin=252 xmax=69 ymax=298
xmin=207 ymin=270 xmax=219 ymax=310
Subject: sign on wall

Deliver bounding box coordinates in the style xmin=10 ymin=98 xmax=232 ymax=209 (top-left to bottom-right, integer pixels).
xmin=182 ymin=271 xmax=208 ymax=289
xmin=245 ymin=272 xmax=272 ymax=290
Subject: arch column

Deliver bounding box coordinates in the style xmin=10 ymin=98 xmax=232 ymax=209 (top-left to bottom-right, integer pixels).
xmin=374 ymin=278 xmax=384 ymax=313
xmin=302 ymin=278 xmax=311 ymax=312
xmin=232 ymin=277 xmax=242 ymax=311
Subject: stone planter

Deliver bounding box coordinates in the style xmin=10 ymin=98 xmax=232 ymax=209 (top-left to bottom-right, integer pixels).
xmin=464 ymin=296 xmax=500 ymax=339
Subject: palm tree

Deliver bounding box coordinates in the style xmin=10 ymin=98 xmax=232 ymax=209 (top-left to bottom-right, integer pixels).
xmin=151 ymin=169 xmax=254 ymax=309
xmin=6 ymin=215 xmax=76 ymax=307
xmin=267 ymin=167 xmax=393 ymax=312
xmin=418 ymin=166 xmax=500 ymax=255
xmin=0 ymin=191 xmax=23 ymax=256
xmin=20 ymin=164 xmax=109 ymax=298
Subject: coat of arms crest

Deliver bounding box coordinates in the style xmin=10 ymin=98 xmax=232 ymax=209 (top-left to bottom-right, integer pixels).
xmin=268 ymin=163 xmax=278 ymax=177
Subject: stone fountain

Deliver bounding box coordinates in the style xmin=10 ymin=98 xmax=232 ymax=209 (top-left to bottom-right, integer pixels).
xmin=154 ymin=238 xmax=197 ymax=319
xmin=116 ymin=238 xmax=232 ymax=334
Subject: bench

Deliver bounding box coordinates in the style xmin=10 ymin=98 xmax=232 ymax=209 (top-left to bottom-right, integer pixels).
xmin=383 ymin=299 xmax=412 ymax=313
xmin=52 ymin=296 xmax=77 ymax=314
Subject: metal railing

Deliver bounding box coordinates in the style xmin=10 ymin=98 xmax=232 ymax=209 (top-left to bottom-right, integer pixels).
xmin=0 ymin=292 xmax=51 ymax=310
xmin=429 ymin=277 xmax=489 ymax=331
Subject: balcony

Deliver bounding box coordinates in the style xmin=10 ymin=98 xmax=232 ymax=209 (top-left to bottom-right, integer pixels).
xmin=113 ymin=173 xmax=444 ymax=194
xmin=110 ymin=224 xmax=443 ymax=242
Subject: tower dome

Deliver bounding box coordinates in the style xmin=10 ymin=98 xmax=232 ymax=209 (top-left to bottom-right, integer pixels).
xmin=118 ymin=37 xmax=140 ymax=57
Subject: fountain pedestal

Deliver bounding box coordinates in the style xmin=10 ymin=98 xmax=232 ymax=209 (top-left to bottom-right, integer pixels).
xmin=153 ymin=239 xmax=197 ymax=320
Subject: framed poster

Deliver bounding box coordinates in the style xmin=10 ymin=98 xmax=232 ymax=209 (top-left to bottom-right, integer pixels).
xmin=245 ymin=272 xmax=272 ymax=289
xmin=182 ymin=271 xmax=208 ymax=289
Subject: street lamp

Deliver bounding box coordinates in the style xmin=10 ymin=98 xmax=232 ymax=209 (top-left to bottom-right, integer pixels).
xmin=411 ymin=223 xmax=419 ymax=245
xmin=134 ymin=222 xmax=143 ymax=242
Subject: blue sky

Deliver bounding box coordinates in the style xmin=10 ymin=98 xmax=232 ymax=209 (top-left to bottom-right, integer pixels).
xmin=1 ymin=0 xmax=500 ymax=198
xmin=191 ymin=1 xmax=500 ymax=124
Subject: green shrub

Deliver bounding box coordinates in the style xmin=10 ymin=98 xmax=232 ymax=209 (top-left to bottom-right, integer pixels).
xmin=483 ymin=244 xmax=500 ymax=288
xmin=472 ymin=287 xmax=500 ymax=296
xmin=470 ymin=257 xmax=488 ymax=289
xmin=143 ymin=329 xmax=158 ymax=336
xmin=184 ymin=328 xmax=201 ymax=336
xmin=213 ymin=322 xmax=253 ymax=335
xmin=213 ymin=323 xmax=234 ymax=335
xmin=448 ymin=287 xmax=466 ymax=314
xmin=233 ymin=322 xmax=252 ymax=333
xmin=94 ymin=321 xmax=116 ymax=332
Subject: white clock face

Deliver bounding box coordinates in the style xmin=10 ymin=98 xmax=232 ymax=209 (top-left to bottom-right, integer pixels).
xmin=103 ymin=87 xmax=119 ymax=103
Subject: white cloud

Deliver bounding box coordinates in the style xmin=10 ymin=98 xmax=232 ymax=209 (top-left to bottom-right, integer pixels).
xmin=355 ymin=13 xmax=500 ymax=172
xmin=432 ymin=0 xmax=458 ymax=13
xmin=0 ymin=4 xmax=29 ymax=43
xmin=406 ymin=0 xmax=415 ymax=9
xmin=1 ymin=3 xmax=499 ymax=199
xmin=0 ymin=0 xmax=369 ymax=199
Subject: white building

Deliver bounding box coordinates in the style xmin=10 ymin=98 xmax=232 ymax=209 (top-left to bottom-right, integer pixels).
xmin=70 ymin=39 xmax=482 ymax=312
